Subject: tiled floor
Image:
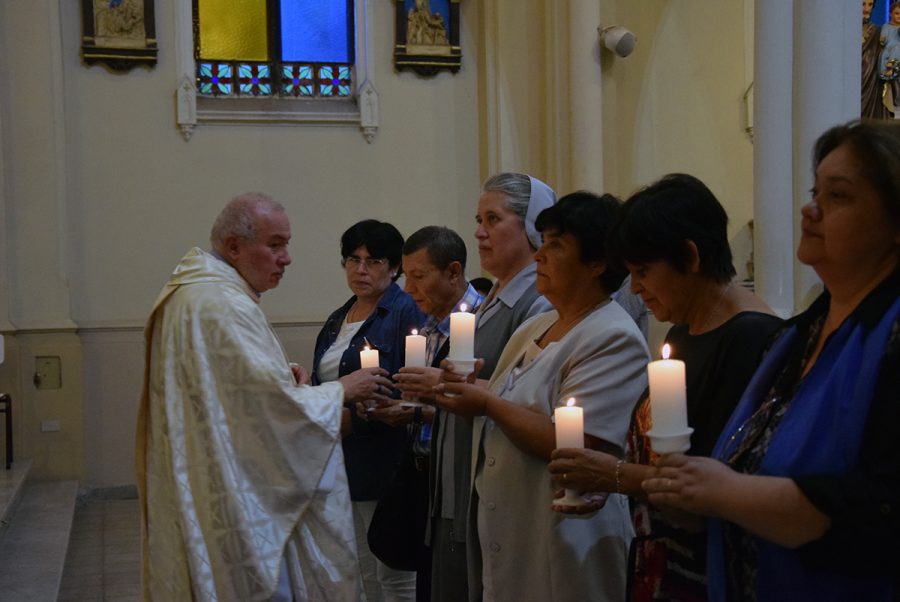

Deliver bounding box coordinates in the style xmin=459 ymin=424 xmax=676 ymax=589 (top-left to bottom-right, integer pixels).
xmin=58 ymin=497 xmax=141 ymax=601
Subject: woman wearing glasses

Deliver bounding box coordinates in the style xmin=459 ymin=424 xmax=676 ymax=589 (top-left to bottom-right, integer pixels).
xmin=312 ymin=219 xmax=425 ymax=601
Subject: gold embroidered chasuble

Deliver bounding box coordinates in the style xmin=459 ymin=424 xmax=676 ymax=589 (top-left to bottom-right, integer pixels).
xmin=136 ymin=248 xmax=360 ymax=601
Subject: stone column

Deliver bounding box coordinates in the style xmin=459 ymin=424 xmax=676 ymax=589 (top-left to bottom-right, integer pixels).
xmin=752 ymin=0 xmax=795 ymax=317
xmin=568 ymin=0 xmax=604 ymax=192
xmin=791 ymin=0 xmax=860 ymax=307
xmin=754 ymin=0 xmax=860 ymax=314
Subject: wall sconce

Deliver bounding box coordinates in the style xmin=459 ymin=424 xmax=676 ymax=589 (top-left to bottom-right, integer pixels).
xmin=598 ymin=25 xmax=637 ymax=58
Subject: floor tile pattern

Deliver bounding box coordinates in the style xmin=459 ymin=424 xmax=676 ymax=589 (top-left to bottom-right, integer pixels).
xmin=58 ymin=497 xmax=141 ymax=601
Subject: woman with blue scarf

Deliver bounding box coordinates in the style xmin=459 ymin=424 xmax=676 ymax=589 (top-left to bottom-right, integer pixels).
xmin=643 ymin=119 xmax=900 ymax=602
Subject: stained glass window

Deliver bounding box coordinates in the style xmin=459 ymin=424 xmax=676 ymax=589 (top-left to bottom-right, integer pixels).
xmin=195 ymin=0 xmax=354 ymax=99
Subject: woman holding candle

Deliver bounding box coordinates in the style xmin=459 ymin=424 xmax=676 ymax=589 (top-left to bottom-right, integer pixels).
xmin=549 ymin=173 xmax=781 ymax=600
xmin=642 ymin=120 xmax=900 ymax=601
xmin=435 ymin=191 xmax=649 ymax=602
xmin=311 ymin=219 xmax=424 ymax=602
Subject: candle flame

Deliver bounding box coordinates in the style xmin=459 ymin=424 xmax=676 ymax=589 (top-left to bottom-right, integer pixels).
xmin=411 ymin=329 xmax=418 ymax=336
xmin=566 ymin=397 xmax=576 ymax=408
xmin=460 ymin=303 xmax=468 ymax=312
xmin=661 ymin=343 xmax=671 ymax=360
xmin=363 ymin=345 xmax=370 ymax=352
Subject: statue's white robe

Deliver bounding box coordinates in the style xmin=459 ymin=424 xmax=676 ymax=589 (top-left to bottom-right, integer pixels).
xmin=136 ymin=248 xmax=361 ymax=601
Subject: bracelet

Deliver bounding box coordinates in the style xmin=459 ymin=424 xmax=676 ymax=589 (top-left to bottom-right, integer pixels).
xmin=614 ymin=459 xmax=625 ymax=494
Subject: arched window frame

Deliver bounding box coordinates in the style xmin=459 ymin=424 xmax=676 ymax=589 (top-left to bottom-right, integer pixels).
xmin=174 ymin=0 xmax=379 ymax=142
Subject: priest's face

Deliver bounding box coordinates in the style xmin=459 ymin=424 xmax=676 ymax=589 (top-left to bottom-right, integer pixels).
xmin=232 ymin=208 xmax=292 ymax=293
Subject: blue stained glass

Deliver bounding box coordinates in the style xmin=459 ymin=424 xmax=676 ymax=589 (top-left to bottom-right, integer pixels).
xmin=281 ymin=0 xmax=353 ymax=63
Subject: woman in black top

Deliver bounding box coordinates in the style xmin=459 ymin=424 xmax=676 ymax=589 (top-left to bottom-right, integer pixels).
xmin=549 ymin=174 xmax=781 ymax=601
xmin=642 ymin=121 xmax=900 ymax=601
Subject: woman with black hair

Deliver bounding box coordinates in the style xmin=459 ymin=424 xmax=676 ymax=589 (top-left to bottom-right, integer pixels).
xmin=549 ymin=174 xmax=781 ymax=601
xmin=311 ymin=219 xmax=425 ymax=601
xmin=644 ymin=121 xmax=900 ymax=601
xmin=435 ymin=192 xmax=649 ymax=601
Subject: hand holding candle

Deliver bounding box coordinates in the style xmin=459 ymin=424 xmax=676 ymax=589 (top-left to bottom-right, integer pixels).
xmin=554 ymin=398 xmax=587 ymax=506
xmin=646 ymin=344 xmax=693 ymax=453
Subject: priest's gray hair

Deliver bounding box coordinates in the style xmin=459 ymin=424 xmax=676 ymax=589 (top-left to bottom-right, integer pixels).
xmin=210 ymin=192 xmax=285 ymax=252
xmin=482 ymin=172 xmax=531 ymax=220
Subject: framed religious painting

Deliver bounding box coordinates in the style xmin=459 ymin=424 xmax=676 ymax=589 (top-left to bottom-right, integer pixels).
xmin=394 ymin=0 xmax=461 ymax=76
xmin=82 ymin=0 xmax=158 ymax=71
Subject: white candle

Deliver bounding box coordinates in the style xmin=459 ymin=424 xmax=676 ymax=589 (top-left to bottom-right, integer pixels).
xmin=405 ymin=329 xmax=427 ymax=368
xmin=449 ymin=303 xmax=476 ymax=360
xmin=553 ymin=398 xmax=587 ymax=506
xmin=554 ymin=398 xmax=583 ymax=449
xmin=360 ymin=345 xmax=380 ymax=369
xmin=647 ymin=344 xmax=689 ymax=435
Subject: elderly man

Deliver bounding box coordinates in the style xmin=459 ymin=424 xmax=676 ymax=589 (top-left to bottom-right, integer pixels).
xmin=136 ymin=193 xmax=392 ymax=601
xmin=380 ymin=226 xmax=482 ymax=601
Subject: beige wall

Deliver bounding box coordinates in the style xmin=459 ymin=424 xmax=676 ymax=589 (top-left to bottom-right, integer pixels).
xmin=0 ymin=0 xmax=482 ymax=485
xmin=599 ymin=0 xmax=755 ymax=349
xmin=0 ymin=0 xmax=756 ymax=487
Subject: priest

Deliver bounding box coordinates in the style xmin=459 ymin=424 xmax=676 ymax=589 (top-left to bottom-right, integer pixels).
xmin=136 ymin=192 xmax=393 ymax=601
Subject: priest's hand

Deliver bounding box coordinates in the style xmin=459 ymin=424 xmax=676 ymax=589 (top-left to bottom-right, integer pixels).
xmin=289 ymin=362 xmax=310 ymax=385
xmin=393 ymin=366 xmax=442 ymax=401
xmin=340 ymin=367 xmax=395 ymax=404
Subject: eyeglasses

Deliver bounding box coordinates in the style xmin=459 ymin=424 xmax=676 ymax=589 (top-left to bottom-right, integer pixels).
xmin=342 ymin=255 xmax=389 ymax=269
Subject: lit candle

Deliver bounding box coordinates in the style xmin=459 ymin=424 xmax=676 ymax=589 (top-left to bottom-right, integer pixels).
xmin=448 ymin=303 xmax=476 ymax=361
xmin=554 ymin=397 xmax=583 ymax=449
xmin=405 ymin=329 xmax=427 ymax=368
xmin=360 ymin=345 xmax=380 ymax=369
xmin=554 ymin=398 xmax=586 ymax=506
xmin=646 ymin=344 xmax=692 ymax=453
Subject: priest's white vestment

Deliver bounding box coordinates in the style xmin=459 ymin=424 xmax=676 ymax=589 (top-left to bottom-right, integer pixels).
xmin=136 ymin=248 xmax=360 ymax=601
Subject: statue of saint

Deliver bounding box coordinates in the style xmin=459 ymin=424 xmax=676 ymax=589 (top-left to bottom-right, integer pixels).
xmin=407 ymin=0 xmax=449 ymax=48
xmin=94 ymin=0 xmax=145 ymax=47
xmin=863 ymin=0 xmax=890 ymax=118
xmin=878 ymin=1 xmax=900 ymax=115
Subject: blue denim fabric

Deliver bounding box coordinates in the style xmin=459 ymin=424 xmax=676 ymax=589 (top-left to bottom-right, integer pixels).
xmin=312 ymin=282 xmax=425 ymax=500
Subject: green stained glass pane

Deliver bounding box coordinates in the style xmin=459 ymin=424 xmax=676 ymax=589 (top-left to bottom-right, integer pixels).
xmin=198 ymin=62 xmax=233 ymax=96
xmin=198 ymin=0 xmax=268 ymax=61
xmin=280 ymin=63 xmax=315 ymax=97
xmin=238 ymin=63 xmax=272 ymax=96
